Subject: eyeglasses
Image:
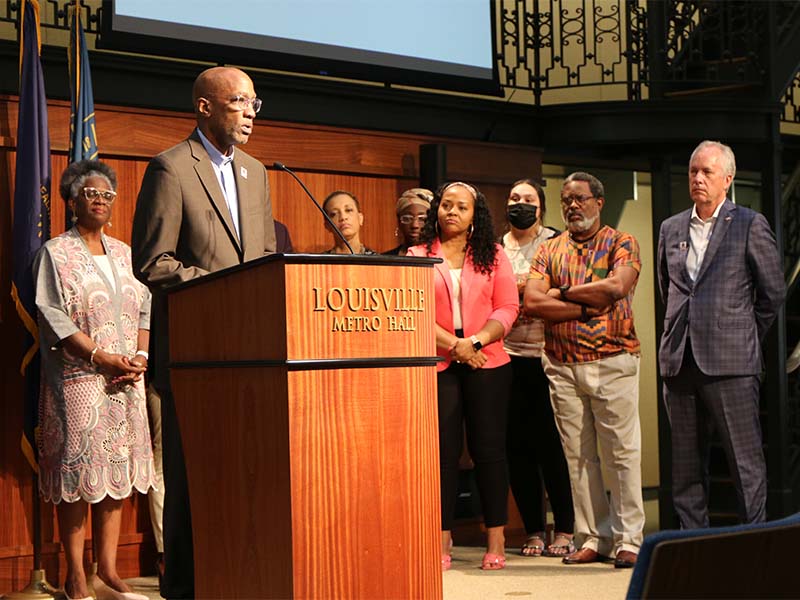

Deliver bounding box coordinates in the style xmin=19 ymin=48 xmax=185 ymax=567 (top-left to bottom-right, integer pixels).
xmin=82 ymin=187 xmax=117 ymax=204
xmin=560 ymin=194 xmax=595 ymax=207
xmin=399 ymin=214 xmax=427 ymax=225
xmin=229 ymin=95 xmax=262 ymax=113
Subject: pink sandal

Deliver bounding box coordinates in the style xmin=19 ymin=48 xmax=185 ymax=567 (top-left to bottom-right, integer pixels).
xmin=481 ymin=552 xmax=506 ymax=570
xmin=441 ymin=553 xmax=452 ymax=571
xmin=442 ymin=537 xmax=454 ymax=571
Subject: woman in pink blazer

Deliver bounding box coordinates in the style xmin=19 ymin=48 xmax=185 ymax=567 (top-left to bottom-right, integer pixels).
xmin=408 ymin=182 xmax=518 ymax=571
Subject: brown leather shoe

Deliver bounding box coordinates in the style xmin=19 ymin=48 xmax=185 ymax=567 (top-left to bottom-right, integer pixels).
xmin=562 ymin=547 xmax=604 ymax=564
xmin=614 ymin=550 xmax=637 ymax=569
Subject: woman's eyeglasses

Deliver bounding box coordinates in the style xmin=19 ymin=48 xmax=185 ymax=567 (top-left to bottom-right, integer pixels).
xmin=82 ymin=187 xmax=117 ymax=205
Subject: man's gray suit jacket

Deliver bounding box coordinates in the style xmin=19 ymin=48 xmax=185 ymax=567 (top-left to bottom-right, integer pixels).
xmin=657 ymin=199 xmax=784 ymax=378
xmin=132 ymin=130 xmax=277 ymax=388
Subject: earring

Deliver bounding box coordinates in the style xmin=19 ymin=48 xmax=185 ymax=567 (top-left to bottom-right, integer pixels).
xmin=435 ymin=220 xmax=440 ymax=235
xmin=394 ymin=227 xmax=399 ymax=238
xmin=467 ymin=223 xmax=474 ymax=239
xmin=71 ymin=214 xmax=77 ymax=224
xmin=106 ymin=219 xmax=112 ymax=228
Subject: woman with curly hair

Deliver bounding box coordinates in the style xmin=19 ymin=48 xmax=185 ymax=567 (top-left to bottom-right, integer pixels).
xmin=408 ymin=181 xmax=518 ymax=571
xmin=33 ymin=160 xmax=156 ymax=600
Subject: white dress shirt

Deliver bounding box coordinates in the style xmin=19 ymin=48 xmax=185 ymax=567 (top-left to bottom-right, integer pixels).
xmin=686 ymin=200 xmax=724 ymax=281
xmin=196 ymin=128 xmax=241 ymax=240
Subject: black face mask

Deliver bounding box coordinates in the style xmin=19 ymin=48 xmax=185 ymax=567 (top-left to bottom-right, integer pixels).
xmin=507 ymin=202 xmax=538 ymax=229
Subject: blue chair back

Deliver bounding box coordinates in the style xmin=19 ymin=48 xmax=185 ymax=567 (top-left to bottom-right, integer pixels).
xmin=626 ymin=512 xmax=800 ymax=599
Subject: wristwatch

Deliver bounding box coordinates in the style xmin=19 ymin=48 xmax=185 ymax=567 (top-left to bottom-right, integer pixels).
xmin=470 ymin=335 xmax=483 ymax=351
xmin=559 ymin=284 xmax=571 ymax=301
xmin=580 ymin=304 xmax=590 ymax=322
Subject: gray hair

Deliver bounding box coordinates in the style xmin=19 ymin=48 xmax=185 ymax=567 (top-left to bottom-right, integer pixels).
xmin=690 ymin=140 xmax=736 ymax=179
xmin=563 ymin=171 xmax=604 ymax=199
xmin=59 ymin=160 xmax=117 ymax=202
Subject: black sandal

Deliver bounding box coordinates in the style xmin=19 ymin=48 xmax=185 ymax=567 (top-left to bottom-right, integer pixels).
xmin=542 ymin=533 xmax=575 ymax=557
xmin=520 ymin=534 xmax=545 ymax=557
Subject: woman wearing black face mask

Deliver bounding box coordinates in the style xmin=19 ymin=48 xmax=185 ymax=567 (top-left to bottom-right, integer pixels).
xmin=501 ymin=179 xmax=576 ymax=559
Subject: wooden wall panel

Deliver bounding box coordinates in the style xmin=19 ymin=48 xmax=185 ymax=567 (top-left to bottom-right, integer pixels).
xmin=0 ymin=93 xmax=541 ymax=593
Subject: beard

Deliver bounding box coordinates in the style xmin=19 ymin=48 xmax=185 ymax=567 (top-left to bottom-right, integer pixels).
xmin=563 ymin=211 xmax=598 ymax=234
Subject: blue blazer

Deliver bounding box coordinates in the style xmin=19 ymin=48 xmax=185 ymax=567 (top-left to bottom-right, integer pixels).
xmin=657 ymin=199 xmax=785 ymax=377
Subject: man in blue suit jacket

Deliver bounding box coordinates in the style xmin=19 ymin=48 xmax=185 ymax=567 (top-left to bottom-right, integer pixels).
xmin=657 ymin=140 xmax=785 ymax=528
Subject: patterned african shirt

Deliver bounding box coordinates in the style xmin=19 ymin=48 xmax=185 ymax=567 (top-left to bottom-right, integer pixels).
xmin=529 ymin=225 xmax=641 ymax=363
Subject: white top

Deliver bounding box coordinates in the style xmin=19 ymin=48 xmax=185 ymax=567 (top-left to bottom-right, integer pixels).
xmin=450 ymin=268 xmax=463 ymax=330
xmin=93 ymin=254 xmax=116 ymax=292
xmin=197 ymin=127 xmax=241 ymax=240
xmin=686 ymin=201 xmax=723 ymax=281
xmin=501 ymin=227 xmax=556 ymax=357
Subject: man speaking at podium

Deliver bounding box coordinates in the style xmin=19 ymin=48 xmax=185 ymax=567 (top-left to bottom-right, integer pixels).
xmin=132 ymin=66 xmax=277 ymax=599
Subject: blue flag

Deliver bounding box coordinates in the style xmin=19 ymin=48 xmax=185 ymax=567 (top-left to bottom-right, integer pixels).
xmin=12 ymin=0 xmax=51 ymax=471
xmin=67 ymin=2 xmax=98 ymax=227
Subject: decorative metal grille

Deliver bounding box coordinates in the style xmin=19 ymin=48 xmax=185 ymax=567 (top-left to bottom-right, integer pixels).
xmin=0 ymin=0 xmax=798 ymax=122
xmin=783 ymin=73 xmax=800 ymax=125
xmin=497 ymin=0 xmax=643 ymax=103
xmin=4 ymin=0 xmax=101 ymax=32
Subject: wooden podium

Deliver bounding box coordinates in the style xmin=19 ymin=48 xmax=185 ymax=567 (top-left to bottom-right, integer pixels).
xmin=166 ymin=254 xmax=442 ymax=599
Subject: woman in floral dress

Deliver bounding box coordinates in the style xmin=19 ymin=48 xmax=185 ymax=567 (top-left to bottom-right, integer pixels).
xmin=34 ymin=160 xmax=156 ymax=600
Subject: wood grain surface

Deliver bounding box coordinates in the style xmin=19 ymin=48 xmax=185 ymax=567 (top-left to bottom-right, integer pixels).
xmin=168 ymin=257 xmax=441 ymax=598
xmin=170 ymin=367 xmax=294 ymax=600
xmin=169 ymin=259 xmax=436 ymax=363
xmin=288 ymin=366 xmax=440 ymax=599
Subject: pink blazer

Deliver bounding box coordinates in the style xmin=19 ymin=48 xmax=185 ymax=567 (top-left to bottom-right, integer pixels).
xmin=408 ymin=240 xmax=518 ymax=371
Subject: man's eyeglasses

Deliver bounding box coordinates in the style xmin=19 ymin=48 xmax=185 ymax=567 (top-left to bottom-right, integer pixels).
xmin=560 ymin=194 xmax=595 ymax=207
xmin=229 ymin=95 xmax=262 ymax=113
xmin=82 ymin=187 xmax=117 ymax=205
xmin=399 ymin=215 xmax=427 ymax=225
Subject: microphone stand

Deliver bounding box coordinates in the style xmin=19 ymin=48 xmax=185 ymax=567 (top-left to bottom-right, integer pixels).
xmin=272 ymin=162 xmax=355 ymax=254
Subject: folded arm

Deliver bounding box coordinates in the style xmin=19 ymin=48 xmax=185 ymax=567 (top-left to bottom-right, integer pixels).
xmin=523 ymin=266 xmax=637 ymax=323
xmin=559 ymin=265 xmax=639 ymax=308
xmin=524 ymin=279 xmax=600 ymax=322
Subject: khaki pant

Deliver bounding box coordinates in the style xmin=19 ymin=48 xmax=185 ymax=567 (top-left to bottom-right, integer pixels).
xmin=146 ymin=386 xmax=165 ymax=553
xmin=542 ymin=352 xmax=645 ymax=556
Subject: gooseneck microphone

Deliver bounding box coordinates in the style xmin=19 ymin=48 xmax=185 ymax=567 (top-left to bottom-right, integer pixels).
xmin=272 ymin=162 xmax=355 ymax=254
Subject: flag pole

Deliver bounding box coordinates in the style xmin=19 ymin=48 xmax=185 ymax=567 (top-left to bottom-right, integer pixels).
xmin=2 ymin=474 xmax=56 ymax=600
xmin=3 ymin=1 xmax=55 ymax=597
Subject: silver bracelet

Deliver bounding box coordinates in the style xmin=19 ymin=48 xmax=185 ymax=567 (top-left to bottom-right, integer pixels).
xmin=89 ymin=347 xmax=99 ymax=364
xmin=135 ymin=350 xmax=149 ymax=361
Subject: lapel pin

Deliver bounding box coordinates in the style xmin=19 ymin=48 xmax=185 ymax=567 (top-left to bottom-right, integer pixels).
xmin=725 ymin=216 xmax=731 ymax=221
xmin=240 ymin=166 xmax=248 ymax=179
xmin=679 ymin=241 xmax=687 ymax=250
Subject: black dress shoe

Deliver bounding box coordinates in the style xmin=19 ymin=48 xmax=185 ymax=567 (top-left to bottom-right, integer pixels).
xmin=563 ymin=547 xmax=603 ymax=564
xmin=614 ymin=550 xmax=637 ymax=569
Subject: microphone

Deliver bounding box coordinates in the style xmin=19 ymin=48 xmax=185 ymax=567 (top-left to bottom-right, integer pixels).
xmin=272 ymin=162 xmax=355 ymax=254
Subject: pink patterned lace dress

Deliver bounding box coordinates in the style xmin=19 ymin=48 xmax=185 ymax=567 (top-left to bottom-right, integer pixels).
xmin=33 ymin=228 xmax=157 ymax=504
